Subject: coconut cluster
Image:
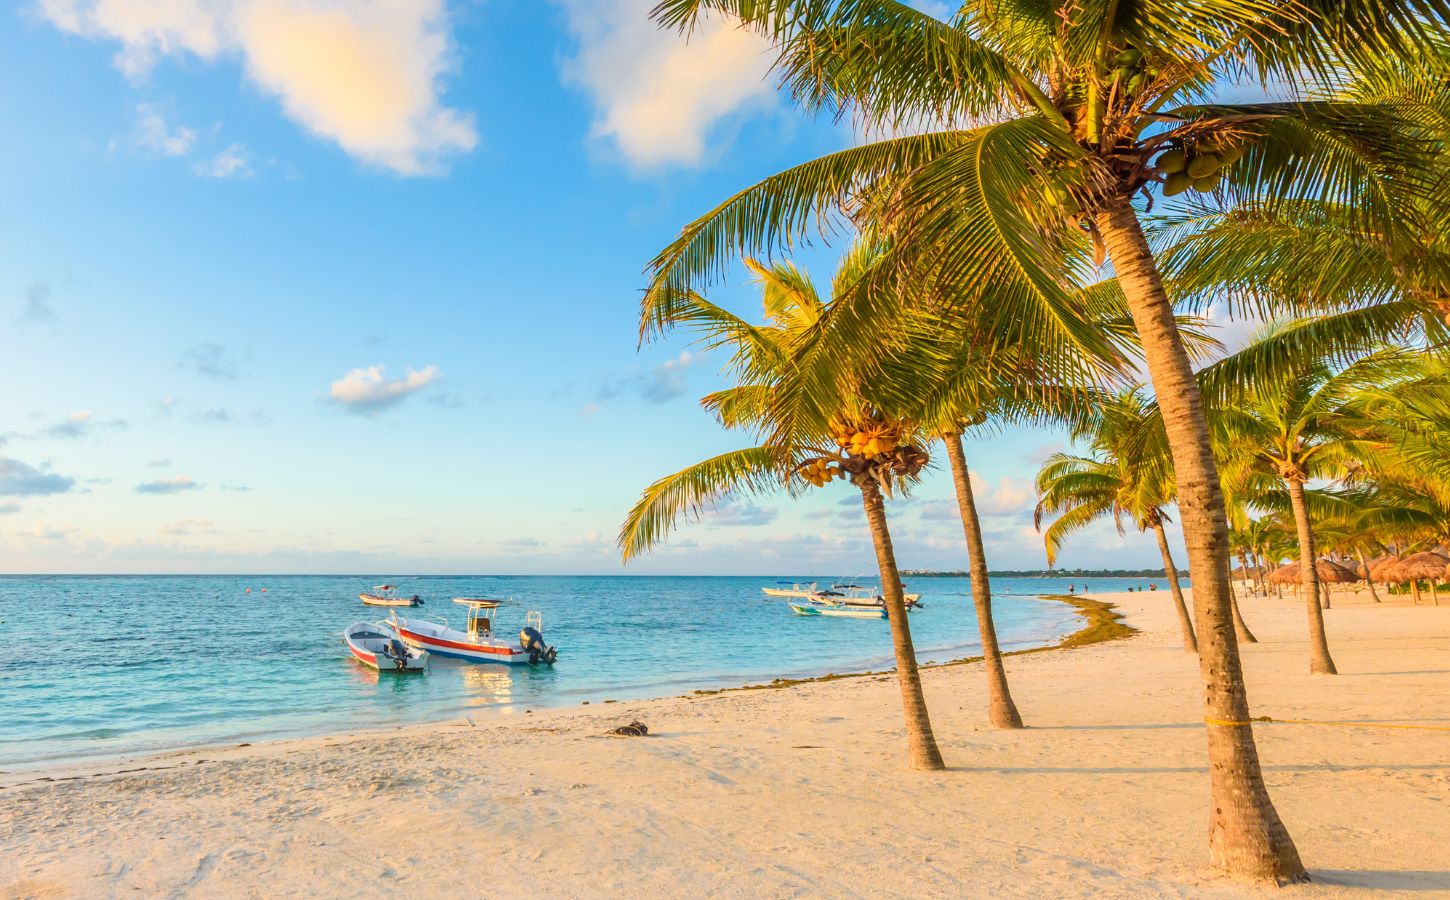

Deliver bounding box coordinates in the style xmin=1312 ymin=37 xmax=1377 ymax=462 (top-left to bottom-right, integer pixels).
xmin=796 ymin=421 xmax=930 ymax=492
xmin=1109 ymin=47 xmax=1153 ymax=96
xmin=1157 ymin=139 xmax=1247 ymax=196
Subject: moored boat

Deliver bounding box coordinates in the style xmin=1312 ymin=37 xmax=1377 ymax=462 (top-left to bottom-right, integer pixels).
xmin=810 ymin=587 xmax=923 ymax=609
xmin=360 ymin=585 xmax=424 ymax=607
xmin=344 ymin=621 xmax=428 ymax=672
xmin=788 ymin=601 xmax=887 ymax=619
xmin=761 ymin=582 xmax=822 ymax=598
xmin=390 ymin=599 xmax=558 ymax=666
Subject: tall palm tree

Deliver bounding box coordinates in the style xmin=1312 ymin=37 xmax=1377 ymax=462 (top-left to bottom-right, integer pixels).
xmin=1033 ymin=388 xmax=1197 ymax=652
xmin=620 ymin=252 xmax=945 ymax=769
xmin=640 ymin=1 xmax=1445 ymax=880
xmin=1203 ymin=333 xmax=1417 ymax=673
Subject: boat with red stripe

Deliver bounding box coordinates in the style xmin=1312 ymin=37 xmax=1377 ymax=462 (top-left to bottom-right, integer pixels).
xmin=343 ymin=621 xmax=428 ymax=672
xmin=389 ymin=599 xmax=557 ymax=667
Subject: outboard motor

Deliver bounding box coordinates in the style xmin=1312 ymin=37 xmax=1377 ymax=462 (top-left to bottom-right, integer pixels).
xmin=387 ymin=637 xmax=410 ymax=670
xmin=519 ymin=626 xmax=557 ymax=666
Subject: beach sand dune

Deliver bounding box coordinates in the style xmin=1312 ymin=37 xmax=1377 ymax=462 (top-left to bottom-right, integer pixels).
xmin=3 ymin=589 xmax=1448 ymax=898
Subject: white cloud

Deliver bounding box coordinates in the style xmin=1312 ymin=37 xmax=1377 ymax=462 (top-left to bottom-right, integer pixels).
xmin=557 ymin=0 xmax=775 ymax=167
xmin=969 ymin=472 xmax=1032 ymax=517
xmin=136 ymin=475 xmax=201 ymax=495
xmin=160 ymin=518 xmax=217 ymax=535
xmin=44 ymin=409 xmax=128 ymax=441
xmin=0 ymin=500 xmax=21 ymax=514
xmin=328 ymin=363 xmax=439 ymax=413
xmin=40 ymin=0 xmax=476 ymax=175
xmin=195 ymin=142 xmax=253 ymax=178
xmin=0 ymin=456 xmax=76 ymax=496
xmin=133 ymin=103 xmax=196 ymax=156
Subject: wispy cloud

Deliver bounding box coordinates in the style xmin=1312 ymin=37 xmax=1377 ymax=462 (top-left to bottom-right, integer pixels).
xmin=328 ymin=364 xmax=440 ymax=413
xmin=557 ymin=0 xmax=774 ymax=168
xmin=18 ymin=281 xmax=57 ymax=324
xmin=703 ymin=498 xmax=778 ymax=527
xmin=136 ymin=475 xmax=201 ymax=495
xmin=132 ymin=103 xmax=196 ymax=157
xmin=44 ymin=410 xmax=128 ymax=440
xmin=596 ymin=351 xmax=699 ymax=405
xmin=195 ymin=142 xmax=253 ymax=179
xmin=41 ymin=0 xmax=476 ymax=174
xmin=0 ymin=457 xmax=76 ymax=496
xmin=160 ymin=518 xmax=217 ymax=536
xmin=0 ymin=500 xmax=21 ymax=514
xmin=180 ymin=342 xmax=241 ymax=379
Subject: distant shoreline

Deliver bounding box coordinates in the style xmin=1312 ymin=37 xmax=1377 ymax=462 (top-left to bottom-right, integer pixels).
xmin=903 ymin=569 xmax=1183 ymax=578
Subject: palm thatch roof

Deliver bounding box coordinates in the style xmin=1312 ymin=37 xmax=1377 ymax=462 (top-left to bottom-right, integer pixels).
xmin=1367 ymin=554 xmax=1402 ymax=580
xmin=1268 ymin=559 xmax=1361 ymax=585
xmin=1380 ymin=551 xmax=1450 ymax=583
xmin=1231 ymin=566 xmax=1266 ymax=581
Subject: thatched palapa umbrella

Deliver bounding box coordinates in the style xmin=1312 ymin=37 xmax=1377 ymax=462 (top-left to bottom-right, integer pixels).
xmin=1367 ymin=554 xmax=1402 ymax=582
xmin=1382 ymin=551 xmax=1450 ymax=606
xmin=1269 ymin=559 xmax=1359 ymax=608
xmin=1231 ymin=566 xmax=1264 ymax=581
xmin=1268 ymin=559 xmax=1360 ymax=585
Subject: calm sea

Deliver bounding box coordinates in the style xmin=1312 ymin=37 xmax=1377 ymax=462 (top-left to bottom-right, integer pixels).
xmin=0 ymin=574 xmax=1174 ymax=769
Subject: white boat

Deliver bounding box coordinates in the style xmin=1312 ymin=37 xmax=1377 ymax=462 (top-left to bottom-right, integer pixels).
xmin=344 ymin=622 xmax=428 ymax=672
xmin=761 ymin=582 xmax=821 ymax=598
xmin=810 ymin=587 xmax=923 ymax=609
xmin=788 ymin=601 xmax=887 ymax=619
xmin=360 ymin=584 xmax=423 ymax=607
xmin=390 ymin=599 xmax=557 ymax=666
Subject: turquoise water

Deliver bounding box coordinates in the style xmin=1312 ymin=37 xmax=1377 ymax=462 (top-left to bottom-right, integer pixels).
xmin=0 ymin=574 xmax=1173 ymax=769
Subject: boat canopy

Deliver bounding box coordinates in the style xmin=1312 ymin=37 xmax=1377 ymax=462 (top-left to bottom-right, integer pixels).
xmin=452 ymin=597 xmax=501 ymax=609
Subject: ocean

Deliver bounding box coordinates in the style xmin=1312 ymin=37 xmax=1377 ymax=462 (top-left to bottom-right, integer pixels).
xmin=0 ymin=574 xmax=1175 ymax=769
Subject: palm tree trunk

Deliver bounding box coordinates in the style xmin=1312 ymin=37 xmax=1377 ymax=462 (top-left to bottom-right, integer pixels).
xmin=1356 ymin=549 xmax=1381 ymax=603
xmin=1285 ymin=478 xmax=1337 ymax=675
xmin=1150 ymin=519 xmax=1197 ymax=653
xmin=858 ymin=480 xmax=945 ymax=770
xmin=1230 ymin=551 xmax=1258 ymax=643
xmin=942 ymin=431 xmax=1023 ymax=728
xmin=1096 ymin=200 xmax=1305 ymax=883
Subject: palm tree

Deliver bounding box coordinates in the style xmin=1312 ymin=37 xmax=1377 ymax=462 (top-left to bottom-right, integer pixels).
xmin=640 ymin=1 xmax=1445 ymax=879
xmin=1033 ymin=388 xmax=1197 ymax=652
xmin=620 ymin=252 xmax=945 ymax=769
xmin=1203 ymin=332 xmax=1417 ymax=673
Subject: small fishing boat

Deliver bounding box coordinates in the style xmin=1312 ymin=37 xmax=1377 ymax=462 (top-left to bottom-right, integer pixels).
xmin=761 ymin=582 xmax=822 ymax=598
xmin=810 ymin=587 xmax=923 ymax=609
xmin=788 ymin=601 xmax=887 ymax=619
xmin=360 ymin=585 xmax=423 ymax=607
xmin=390 ymin=599 xmax=558 ymax=666
xmin=343 ymin=622 xmax=428 ymax=672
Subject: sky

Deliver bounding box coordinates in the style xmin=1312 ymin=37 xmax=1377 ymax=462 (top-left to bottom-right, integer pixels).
xmin=0 ymin=0 xmax=1232 ymax=575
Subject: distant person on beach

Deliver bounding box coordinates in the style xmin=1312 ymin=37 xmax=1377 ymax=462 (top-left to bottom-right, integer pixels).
xmin=1068 ymin=584 xmax=1075 ymax=595
xmin=1149 ymin=583 xmax=1158 ymax=591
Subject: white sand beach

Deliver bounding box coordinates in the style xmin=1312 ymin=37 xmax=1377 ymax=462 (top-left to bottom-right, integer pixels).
xmin=4 ymin=588 xmax=1448 ymax=898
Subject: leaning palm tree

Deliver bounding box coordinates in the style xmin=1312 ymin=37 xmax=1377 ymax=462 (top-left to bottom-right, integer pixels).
xmin=640 ymin=1 xmax=1446 ymax=880
xmin=620 ymin=252 xmax=945 ymax=770
xmin=1033 ymin=387 xmax=1197 ymax=652
xmin=1204 ymin=332 xmax=1418 ymax=674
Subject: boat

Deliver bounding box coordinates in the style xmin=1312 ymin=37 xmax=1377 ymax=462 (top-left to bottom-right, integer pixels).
xmin=389 ymin=599 xmax=558 ymax=666
xmin=343 ymin=621 xmax=428 ymax=672
xmin=788 ymin=601 xmax=887 ymax=619
xmin=810 ymin=586 xmax=923 ymax=609
xmin=360 ymin=585 xmax=423 ymax=607
xmin=761 ymin=582 xmax=823 ymax=598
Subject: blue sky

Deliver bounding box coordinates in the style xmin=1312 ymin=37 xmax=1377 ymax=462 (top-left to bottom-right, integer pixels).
xmin=0 ymin=0 xmax=1205 ymax=575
